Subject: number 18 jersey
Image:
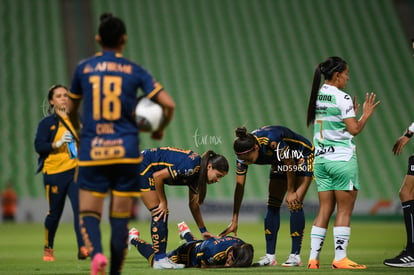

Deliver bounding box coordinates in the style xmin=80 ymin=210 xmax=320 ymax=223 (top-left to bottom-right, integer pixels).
xmin=314 ymin=84 xmax=356 ymax=162
xmin=69 ymin=51 xmax=163 ymax=166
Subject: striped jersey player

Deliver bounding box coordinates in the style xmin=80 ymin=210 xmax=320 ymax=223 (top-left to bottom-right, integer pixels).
xmin=313 ymin=83 xmax=356 ymax=162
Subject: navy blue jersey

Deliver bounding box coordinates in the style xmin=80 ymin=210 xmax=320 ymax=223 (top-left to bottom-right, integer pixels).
xmin=139 ymin=147 xmax=201 ymax=192
xmin=194 ymin=236 xmax=245 ymax=266
xmin=69 ymin=51 xmax=163 ymax=166
xmin=236 ymin=125 xmax=314 ymax=175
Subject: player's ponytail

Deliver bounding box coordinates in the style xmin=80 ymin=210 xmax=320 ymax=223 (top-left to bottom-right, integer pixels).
xmin=307 ymin=56 xmax=347 ymax=126
xmin=197 ymin=150 xmax=229 ymax=204
xmin=234 ymin=127 xmax=256 ymax=155
xmin=306 ymin=64 xmax=322 ymax=126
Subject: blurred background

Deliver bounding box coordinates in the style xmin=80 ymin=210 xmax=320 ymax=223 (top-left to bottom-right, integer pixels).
xmin=0 ymin=0 xmax=413 ymax=223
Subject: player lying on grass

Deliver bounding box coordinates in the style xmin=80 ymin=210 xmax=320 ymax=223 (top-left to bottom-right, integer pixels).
xmin=128 ymin=221 xmax=254 ymax=268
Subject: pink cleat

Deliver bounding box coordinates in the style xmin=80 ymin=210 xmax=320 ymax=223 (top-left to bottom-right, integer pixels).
xmin=91 ymin=253 xmax=108 ymax=275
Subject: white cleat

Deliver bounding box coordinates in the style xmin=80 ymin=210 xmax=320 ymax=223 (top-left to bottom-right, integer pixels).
xmin=255 ymin=254 xmax=277 ymax=266
xmin=282 ymin=254 xmax=302 ymax=267
xmin=153 ymin=257 xmax=185 ymax=269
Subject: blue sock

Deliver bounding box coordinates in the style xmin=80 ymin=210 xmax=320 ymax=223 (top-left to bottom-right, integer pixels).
xmin=110 ymin=216 xmax=129 ymax=275
xmin=151 ymin=212 xmax=169 ymax=261
xmin=132 ymin=238 xmax=154 ymax=260
xmin=80 ymin=211 xmax=102 ymax=258
xmin=264 ymin=206 xmax=280 ymax=254
xmin=183 ymin=232 xmax=196 ymax=242
xmin=290 ymin=208 xmax=305 ymax=254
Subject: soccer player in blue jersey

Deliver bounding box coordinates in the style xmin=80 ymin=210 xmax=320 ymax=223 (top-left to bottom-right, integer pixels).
xmin=138 ymin=147 xmax=229 ymax=269
xmin=128 ymin=222 xmax=254 ymax=268
xmin=67 ymin=13 xmax=175 ymax=275
xmin=220 ymin=126 xmax=314 ymax=267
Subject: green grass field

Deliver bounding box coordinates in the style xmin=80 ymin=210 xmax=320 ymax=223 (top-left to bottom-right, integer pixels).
xmin=0 ymin=219 xmax=412 ymax=275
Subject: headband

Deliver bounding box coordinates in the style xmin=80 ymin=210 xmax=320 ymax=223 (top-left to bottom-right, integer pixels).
xmin=235 ymin=146 xmax=255 ymax=155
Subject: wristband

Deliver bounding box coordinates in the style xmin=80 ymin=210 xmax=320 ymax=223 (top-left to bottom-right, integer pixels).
xmin=405 ymin=130 xmax=413 ymax=138
xmin=199 ymin=227 xmax=207 ymax=233
xmin=408 ymin=122 xmax=414 ymax=133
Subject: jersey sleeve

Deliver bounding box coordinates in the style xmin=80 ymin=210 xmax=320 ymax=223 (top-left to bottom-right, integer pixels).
xmin=338 ymin=93 xmax=355 ymax=119
xmin=68 ymin=63 xmax=84 ymax=99
xmin=167 ymin=158 xmax=200 ymax=189
xmin=138 ymin=67 xmax=164 ymax=99
xmin=144 ymin=80 xmax=163 ymax=99
xmin=34 ymin=117 xmax=53 ymax=154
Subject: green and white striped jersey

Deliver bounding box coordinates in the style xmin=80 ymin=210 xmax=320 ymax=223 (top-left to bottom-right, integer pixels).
xmin=313 ymin=84 xmax=356 ymax=162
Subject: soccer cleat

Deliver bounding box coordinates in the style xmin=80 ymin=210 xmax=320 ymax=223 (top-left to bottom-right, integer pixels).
xmin=153 ymin=257 xmax=185 ymax=269
xmin=331 ymin=257 xmax=366 ymax=269
xmin=307 ymin=259 xmax=320 ymax=269
xmin=384 ymin=250 xmax=414 ymax=268
xmin=255 ymin=254 xmax=277 ymax=266
xmin=177 ymin=221 xmax=190 ymax=239
xmin=78 ymin=246 xmax=89 ymax=260
xmin=128 ymin=228 xmax=140 ymax=250
xmin=91 ymin=253 xmax=108 ymax=275
xmin=43 ymin=248 xmax=55 ymax=262
xmin=282 ymin=254 xmax=302 ymax=267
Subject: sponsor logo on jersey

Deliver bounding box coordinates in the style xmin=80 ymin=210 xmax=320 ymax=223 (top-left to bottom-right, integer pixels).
xmin=318 ymin=94 xmax=332 ymax=102
xmin=346 ymin=106 xmax=353 ymax=114
xmin=83 ymin=62 xmax=132 ymax=74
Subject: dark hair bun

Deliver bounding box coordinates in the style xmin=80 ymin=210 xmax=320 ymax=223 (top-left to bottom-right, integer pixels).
xmin=100 ymin=13 xmax=113 ymax=22
xmin=202 ymin=150 xmax=217 ymax=159
xmin=235 ymin=127 xmax=247 ymax=138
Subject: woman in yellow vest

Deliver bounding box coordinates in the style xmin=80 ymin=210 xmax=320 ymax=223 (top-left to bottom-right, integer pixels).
xmin=34 ymin=84 xmax=88 ymax=261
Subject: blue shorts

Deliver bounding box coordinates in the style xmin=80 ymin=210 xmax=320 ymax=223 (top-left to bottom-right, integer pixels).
xmin=139 ymin=171 xmax=156 ymax=192
xmin=77 ymin=164 xmax=140 ymax=194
